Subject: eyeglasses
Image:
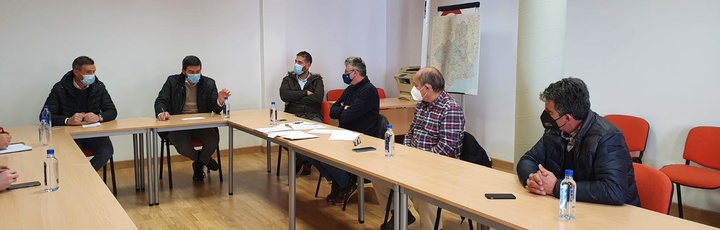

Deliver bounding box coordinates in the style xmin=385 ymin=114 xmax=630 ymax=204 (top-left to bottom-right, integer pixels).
xmin=344 ymin=69 xmax=357 ymax=75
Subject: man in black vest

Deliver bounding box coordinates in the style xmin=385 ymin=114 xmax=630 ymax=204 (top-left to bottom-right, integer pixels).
xmin=517 ymin=77 xmax=640 ymax=206
xmin=154 ymin=55 xmax=231 ymax=182
xmin=43 ymin=56 xmax=117 ymax=171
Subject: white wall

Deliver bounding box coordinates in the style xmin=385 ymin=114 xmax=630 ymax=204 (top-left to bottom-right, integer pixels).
xmin=0 ymin=0 xmax=264 ymax=161
xmin=565 ymin=0 xmax=720 ymax=212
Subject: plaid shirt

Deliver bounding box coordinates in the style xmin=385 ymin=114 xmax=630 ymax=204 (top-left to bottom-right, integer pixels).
xmin=404 ymin=91 xmax=465 ymax=158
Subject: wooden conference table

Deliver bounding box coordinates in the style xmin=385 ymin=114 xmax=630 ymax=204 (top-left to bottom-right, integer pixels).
xmin=0 ymin=126 xmax=136 ymax=229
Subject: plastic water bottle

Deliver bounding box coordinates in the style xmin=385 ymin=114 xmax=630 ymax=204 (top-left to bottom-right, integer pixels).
xmin=44 ymin=149 xmax=59 ymax=192
xmin=270 ymin=102 xmax=278 ymax=125
xmin=39 ymin=105 xmax=52 ymax=146
xmin=559 ymin=169 xmax=577 ymax=220
xmin=384 ymin=124 xmax=395 ymax=158
xmin=222 ymin=97 xmax=230 ymax=119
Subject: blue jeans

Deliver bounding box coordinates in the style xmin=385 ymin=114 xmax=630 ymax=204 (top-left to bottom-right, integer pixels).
xmin=307 ymin=158 xmax=351 ymax=189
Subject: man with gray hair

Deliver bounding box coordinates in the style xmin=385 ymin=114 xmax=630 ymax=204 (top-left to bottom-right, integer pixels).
xmin=307 ymin=56 xmax=380 ymax=205
xmin=517 ymin=77 xmax=640 ymax=206
xmin=376 ymin=67 xmax=465 ymax=230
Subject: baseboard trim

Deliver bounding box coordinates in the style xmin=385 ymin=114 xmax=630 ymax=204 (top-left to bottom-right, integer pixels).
xmin=491 ymin=158 xmax=514 ymax=174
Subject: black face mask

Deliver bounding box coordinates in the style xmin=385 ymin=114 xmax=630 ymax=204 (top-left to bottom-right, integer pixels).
xmin=540 ymin=110 xmax=564 ymax=131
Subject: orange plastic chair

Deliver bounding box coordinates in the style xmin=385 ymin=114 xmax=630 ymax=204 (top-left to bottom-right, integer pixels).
xmin=376 ymin=88 xmax=387 ymax=99
xmin=326 ymin=89 xmax=344 ymax=101
xmin=604 ymin=114 xmax=649 ymax=163
xmin=633 ymin=163 xmax=673 ymax=214
xmin=659 ymin=126 xmax=720 ymax=218
xmin=320 ymin=101 xmax=331 ymax=125
xmin=82 ymin=147 xmax=116 ymax=195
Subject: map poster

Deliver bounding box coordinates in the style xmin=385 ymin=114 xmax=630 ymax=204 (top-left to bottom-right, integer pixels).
xmin=430 ymin=13 xmax=481 ymax=95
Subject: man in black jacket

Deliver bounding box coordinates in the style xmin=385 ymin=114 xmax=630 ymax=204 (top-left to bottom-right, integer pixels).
xmin=154 ymin=55 xmax=231 ymax=181
xmin=43 ymin=56 xmax=117 ymax=171
xmin=517 ymin=77 xmax=640 ymax=206
xmin=279 ymin=51 xmax=324 ymax=176
xmin=308 ymin=56 xmax=380 ymax=205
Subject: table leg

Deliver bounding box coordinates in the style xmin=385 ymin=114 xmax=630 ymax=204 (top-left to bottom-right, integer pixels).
xmin=228 ymin=127 xmax=234 ymax=195
xmin=288 ymin=147 xmax=296 ymax=230
xmin=358 ymin=175 xmax=365 ymax=224
xmin=146 ymin=130 xmax=153 ymax=206
xmin=400 ymin=187 xmax=408 ymax=230
xmin=266 ymin=140 xmax=271 ymax=173
xmin=152 ymin=129 xmax=159 ymax=205
xmin=394 ymin=185 xmax=400 ymax=230
xmin=133 ymin=134 xmax=139 ymax=191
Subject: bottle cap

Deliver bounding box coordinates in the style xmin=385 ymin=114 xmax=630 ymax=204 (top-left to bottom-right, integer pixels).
xmin=271 ymin=101 xmax=276 ymax=105
xmin=387 ymin=124 xmax=392 ymax=129
xmin=43 ymin=105 xmax=49 ymax=109
xmin=224 ymin=97 xmax=228 ymax=100
xmin=564 ymin=169 xmax=573 ymax=176
xmin=47 ymin=149 xmax=55 ymax=155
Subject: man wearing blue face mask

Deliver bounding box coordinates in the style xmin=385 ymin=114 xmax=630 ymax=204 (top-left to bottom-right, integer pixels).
xmin=42 ymin=56 xmax=117 ymax=171
xmin=154 ymin=55 xmax=232 ymax=182
xmin=307 ymin=56 xmax=380 ymax=205
xmin=279 ymin=51 xmax=324 ymax=176
xmin=517 ymin=77 xmax=639 ymax=206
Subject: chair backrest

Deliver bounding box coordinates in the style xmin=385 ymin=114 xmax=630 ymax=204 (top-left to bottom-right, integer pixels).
xmin=375 ymin=114 xmax=389 ymax=139
xmin=683 ymin=126 xmax=720 ymax=170
xmin=460 ymin=132 xmax=492 ymax=168
xmin=320 ymin=101 xmax=331 ymax=125
xmin=633 ymin=163 xmax=673 ymax=214
xmin=604 ymin=114 xmax=650 ymax=152
xmin=376 ymin=88 xmax=387 ymax=99
xmin=81 ymin=147 xmax=94 ymax=157
xmin=326 ymin=89 xmax=344 ymax=101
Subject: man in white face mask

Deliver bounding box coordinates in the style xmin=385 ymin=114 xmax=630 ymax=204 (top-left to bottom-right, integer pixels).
xmin=375 ymin=67 xmax=465 ymax=230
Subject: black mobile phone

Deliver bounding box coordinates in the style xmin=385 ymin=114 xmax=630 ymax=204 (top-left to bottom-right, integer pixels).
xmin=485 ymin=193 xmax=516 ymax=199
xmin=352 ymin=147 xmax=376 ymax=152
xmin=7 ymin=181 xmax=41 ymax=190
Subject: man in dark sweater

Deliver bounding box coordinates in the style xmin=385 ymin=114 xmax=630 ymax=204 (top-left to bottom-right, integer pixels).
xmin=42 ymin=56 xmax=117 ymax=171
xmin=154 ymin=56 xmax=232 ymax=181
xmin=279 ymin=51 xmax=325 ymax=176
xmin=308 ymin=56 xmax=380 ymax=205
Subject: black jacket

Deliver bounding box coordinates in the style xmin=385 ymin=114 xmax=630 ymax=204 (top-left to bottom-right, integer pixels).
xmin=154 ymin=74 xmax=222 ymax=115
xmin=279 ymin=72 xmax=324 ymax=119
xmin=330 ymin=77 xmax=380 ymax=136
xmin=517 ymin=111 xmax=640 ymax=206
xmin=42 ymin=71 xmax=117 ymax=126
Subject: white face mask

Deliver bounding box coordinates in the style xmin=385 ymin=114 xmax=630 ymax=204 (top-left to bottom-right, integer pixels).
xmin=410 ymin=86 xmax=424 ymax=101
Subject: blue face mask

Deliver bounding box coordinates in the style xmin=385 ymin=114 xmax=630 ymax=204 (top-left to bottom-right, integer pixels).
xmin=187 ymin=74 xmax=201 ymax=84
xmin=342 ymin=73 xmax=352 ymax=84
xmin=82 ymin=75 xmax=96 ymax=85
xmin=294 ymin=64 xmax=304 ymax=75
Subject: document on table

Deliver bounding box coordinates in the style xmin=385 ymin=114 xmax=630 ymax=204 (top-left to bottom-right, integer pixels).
xmin=0 ymin=143 xmax=32 ymax=155
xmin=267 ymin=131 xmax=318 ymax=140
xmin=307 ymin=129 xmax=341 ymax=135
xmin=82 ymin=122 xmax=101 ymax=128
xmin=181 ymin=117 xmax=206 ymax=121
xmin=288 ymin=122 xmax=326 ymax=130
xmin=328 ymin=131 xmax=360 ymax=141
xmin=256 ymin=125 xmax=292 ymax=133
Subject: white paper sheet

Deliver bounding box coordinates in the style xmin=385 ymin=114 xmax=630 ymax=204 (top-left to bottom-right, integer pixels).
xmin=328 ymin=131 xmax=360 ymax=141
xmin=82 ymin=122 xmax=101 ymax=128
xmin=267 ymin=131 xmax=318 ymax=140
xmin=0 ymin=143 xmax=32 ymax=155
xmin=307 ymin=129 xmax=341 ymax=135
xmin=289 ymin=123 xmax=326 ymax=130
xmin=181 ymin=117 xmax=206 ymax=121
xmin=256 ymin=125 xmax=292 ymax=133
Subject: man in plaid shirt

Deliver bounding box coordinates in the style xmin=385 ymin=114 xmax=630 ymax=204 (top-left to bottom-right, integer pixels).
xmin=376 ymin=67 xmax=465 ymax=230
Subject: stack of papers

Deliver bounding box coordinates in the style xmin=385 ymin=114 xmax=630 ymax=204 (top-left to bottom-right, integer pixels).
xmin=181 ymin=117 xmax=206 ymax=121
xmin=82 ymin=122 xmax=101 ymax=128
xmin=256 ymin=125 xmax=292 ymax=133
xmin=307 ymin=129 xmax=341 ymax=135
xmin=267 ymin=131 xmax=318 ymax=140
xmin=288 ymin=122 xmax=326 ymax=130
xmin=0 ymin=143 xmax=32 ymax=155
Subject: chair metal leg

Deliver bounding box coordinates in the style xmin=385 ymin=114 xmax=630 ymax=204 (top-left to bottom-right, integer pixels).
xmin=315 ymin=175 xmax=323 ymax=197
xmin=276 ymin=147 xmax=283 ymax=177
xmin=676 ymin=183 xmax=684 ymax=218
xmin=167 ymin=143 xmax=173 ymax=189
xmin=434 ymin=207 xmax=442 ymax=230
xmin=103 ymin=164 xmax=107 ymax=182
xmin=160 ymin=139 xmax=165 ymax=179
xmin=383 ymin=188 xmax=394 ymax=226
xmin=110 ymin=157 xmax=117 ymax=196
